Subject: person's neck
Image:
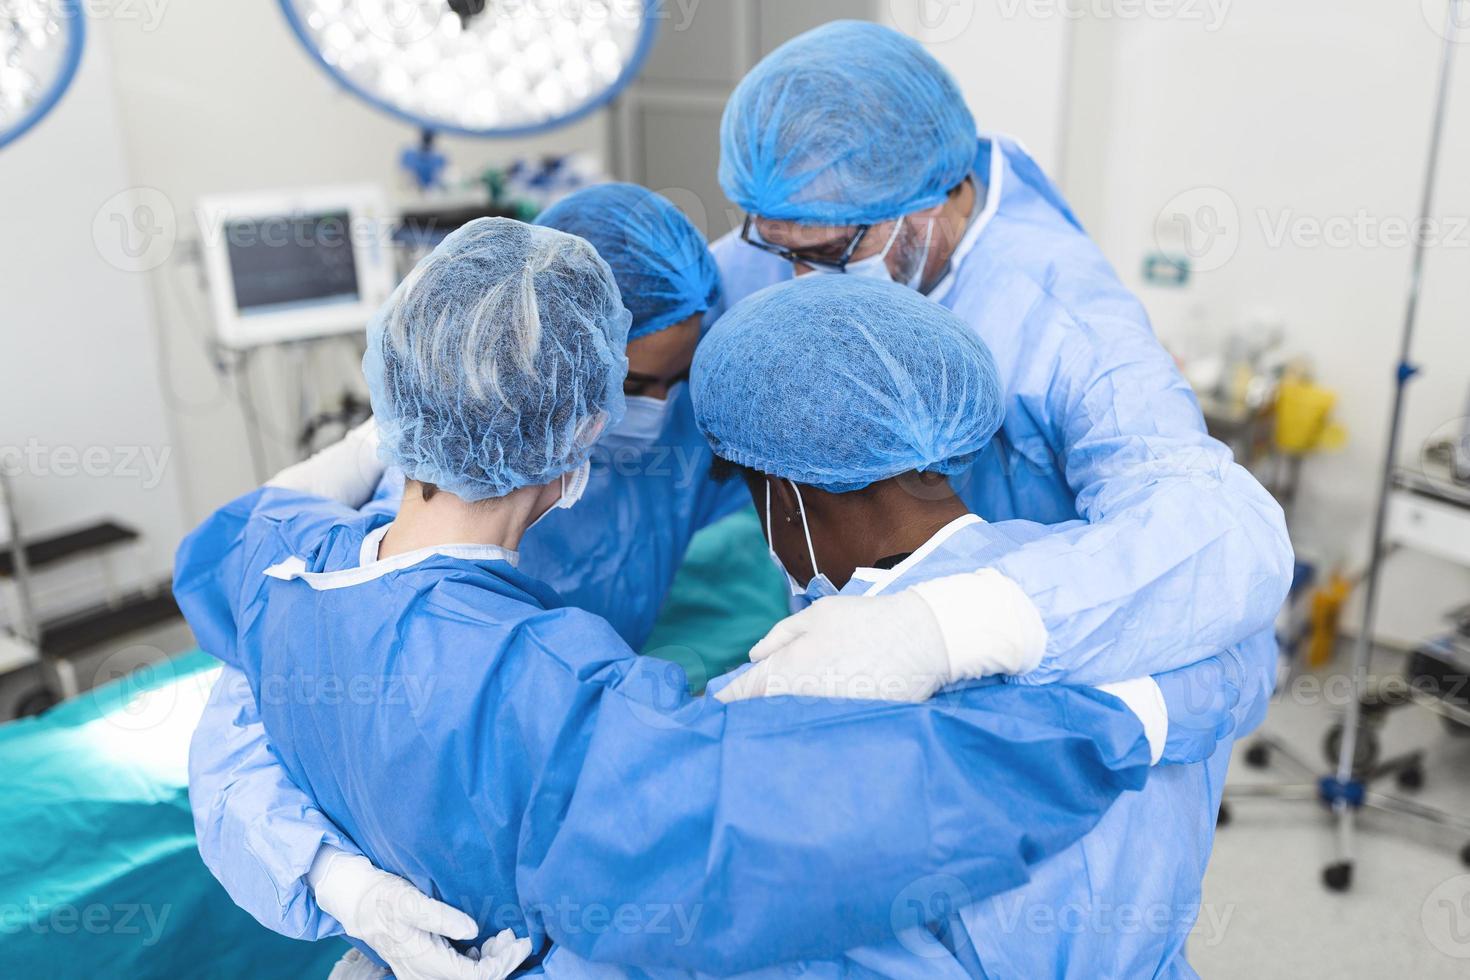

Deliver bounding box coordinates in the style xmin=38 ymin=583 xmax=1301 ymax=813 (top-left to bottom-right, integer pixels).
xmin=378 ymin=484 xmax=540 ymax=560
xmin=858 ymin=499 xmax=970 ymax=570
xmin=820 ymin=494 xmax=971 ymax=588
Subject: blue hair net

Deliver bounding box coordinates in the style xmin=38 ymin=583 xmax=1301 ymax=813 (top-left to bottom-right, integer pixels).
xmin=363 ymin=217 xmax=630 ymax=501
xmin=719 ymin=20 xmax=977 ymax=226
xmin=536 ymin=183 xmax=721 ymax=340
xmin=691 ymin=276 xmax=1003 ymax=492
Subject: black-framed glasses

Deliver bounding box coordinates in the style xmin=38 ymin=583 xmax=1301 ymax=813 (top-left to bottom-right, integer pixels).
xmin=740 ymin=215 xmax=870 ymax=273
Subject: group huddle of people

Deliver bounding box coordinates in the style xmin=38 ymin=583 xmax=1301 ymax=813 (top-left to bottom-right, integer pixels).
xmin=175 ymin=20 xmax=1293 ymax=980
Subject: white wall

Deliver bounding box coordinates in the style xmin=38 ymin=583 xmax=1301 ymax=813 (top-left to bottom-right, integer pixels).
xmin=0 ymin=28 xmax=185 ymax=609
xmin=885 ymin=0 xmax=1074 ymax=173
xmin=1062 ymin=0 xmax=1470 ymax=645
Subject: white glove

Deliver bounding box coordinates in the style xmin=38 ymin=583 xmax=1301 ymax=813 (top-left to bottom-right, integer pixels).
xmin=1094 ymin=677 xmax=1169 ymax=765
xmin=715 ymin=570 xmax=1047 ymax=705
xmin=328 ymin=949 xmax=390 ymax=980
xmin=309 ymin=846 xmax=531 ymax=980
xmin=266 ymin=418 xmax=384 ymax=507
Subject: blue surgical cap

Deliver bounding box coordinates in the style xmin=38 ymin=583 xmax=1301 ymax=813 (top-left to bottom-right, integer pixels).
xmin=363 ymin=217 xmax=630 ymax=501
xmin=536 ymin=183 xmax=721 ymax=340
xmin=718 ymin=20 xmax=978 ymax=226
xmin=691 ymin=276 xmax=1003 ymax=492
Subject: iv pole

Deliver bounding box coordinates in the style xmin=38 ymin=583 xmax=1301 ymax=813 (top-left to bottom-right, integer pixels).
xmin=1325 ymin=0 xmax=1465 ymax=890
xmin=1222 ymin=0 xmax=1470 ymax=891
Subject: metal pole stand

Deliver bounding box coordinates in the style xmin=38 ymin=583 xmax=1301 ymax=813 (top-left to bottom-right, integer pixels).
xmin=1222 ymin=0 xmax=1470 ymax=891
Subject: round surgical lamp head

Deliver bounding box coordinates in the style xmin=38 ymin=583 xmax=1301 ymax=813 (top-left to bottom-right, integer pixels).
xmin=277 ymin=0 xmax=658 ymax=138
xmin=0 ymin=0 xmax=86 ymax=151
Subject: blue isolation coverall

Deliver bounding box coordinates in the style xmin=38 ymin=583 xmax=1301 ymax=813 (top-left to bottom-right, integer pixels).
xmin=174 ymin=487 xmax=1155 ymax=973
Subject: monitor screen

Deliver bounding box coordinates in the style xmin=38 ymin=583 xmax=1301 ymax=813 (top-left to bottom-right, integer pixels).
xmin=225 ymin=211 xmax=360 ymax=315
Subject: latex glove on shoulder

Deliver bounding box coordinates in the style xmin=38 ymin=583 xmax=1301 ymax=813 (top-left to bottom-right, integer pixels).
xmin=309 ymin=846 xmax=531 ymax=980
xmin=267 ymin=418 xmax=384 ymax=507
xmin=715 ymin=569 xmax=1047 ymax=704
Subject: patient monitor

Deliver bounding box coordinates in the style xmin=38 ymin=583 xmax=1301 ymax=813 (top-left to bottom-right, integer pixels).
xmin=197 ymin=185 xmax=395 ymax=349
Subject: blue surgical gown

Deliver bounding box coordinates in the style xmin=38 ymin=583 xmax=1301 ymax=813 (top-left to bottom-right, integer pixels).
xmin=188 ymin=393 xmax=745 ymax=940
xmin=174 ymin=488 xmax=1154 ymax=973
xmin=705 ymin=137 xmax=1293 ymax=976
xmin=530 ymin=515 xmax=1276 ymax=979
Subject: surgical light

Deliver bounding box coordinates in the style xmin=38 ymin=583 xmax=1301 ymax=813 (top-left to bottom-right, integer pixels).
xmin=277 ymin=0 xmax=656 ymax=137
xmin=0 ymin=0 xmax=85 ymax=151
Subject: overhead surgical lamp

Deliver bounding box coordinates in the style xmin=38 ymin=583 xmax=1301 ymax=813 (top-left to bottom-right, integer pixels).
xmin=0 ymin=0 xmax=85 ymax=151
xmin=276 ymin=0 xmax=657 ymax=139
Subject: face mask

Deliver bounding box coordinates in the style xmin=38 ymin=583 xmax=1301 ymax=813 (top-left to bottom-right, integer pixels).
xmin=764 ymin=478 xmax=839 ymax=602
xmin=806 ymin=217 xmax=905 ymax=282
xmin=603 ymin=392 xmax=678 ymax=448
xmin=903 ymin=215 xmax=938 ymax=291
xmin=807 ymin=215 xmax=936 ymax=290
xmin=529 ymin=458 xmax=591 ymax=531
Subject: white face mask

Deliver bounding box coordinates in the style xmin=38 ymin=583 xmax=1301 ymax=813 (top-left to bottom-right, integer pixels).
xmin=806 ymin=215 xmax=936 ymax=290
xmin=529 ymin=458 xmax=591 ymax=531
xmin=764 ymin=478 xmax=839 ymax=603
xmin=603 ymin=391 xmax=679 ymax=448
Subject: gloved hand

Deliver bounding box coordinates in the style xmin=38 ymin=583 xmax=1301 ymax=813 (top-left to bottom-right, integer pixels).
xmin=715 ymin=571 xmax=1046 ymax=704
xmin=266 ymin=418 xmax=384 ymax=507
xmin=309 ymin=846 xmax=531 ymax=980
xmin=1152 ymin=655 xmax=1242 ymax=765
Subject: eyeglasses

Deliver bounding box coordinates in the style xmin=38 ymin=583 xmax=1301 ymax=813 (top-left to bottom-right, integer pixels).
xmin=740 ymin=215 xmax=871 ymax=273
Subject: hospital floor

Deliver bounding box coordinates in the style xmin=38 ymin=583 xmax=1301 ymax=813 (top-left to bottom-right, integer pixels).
xmin=1194 ymin=646 xmax=1470 ymax=977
